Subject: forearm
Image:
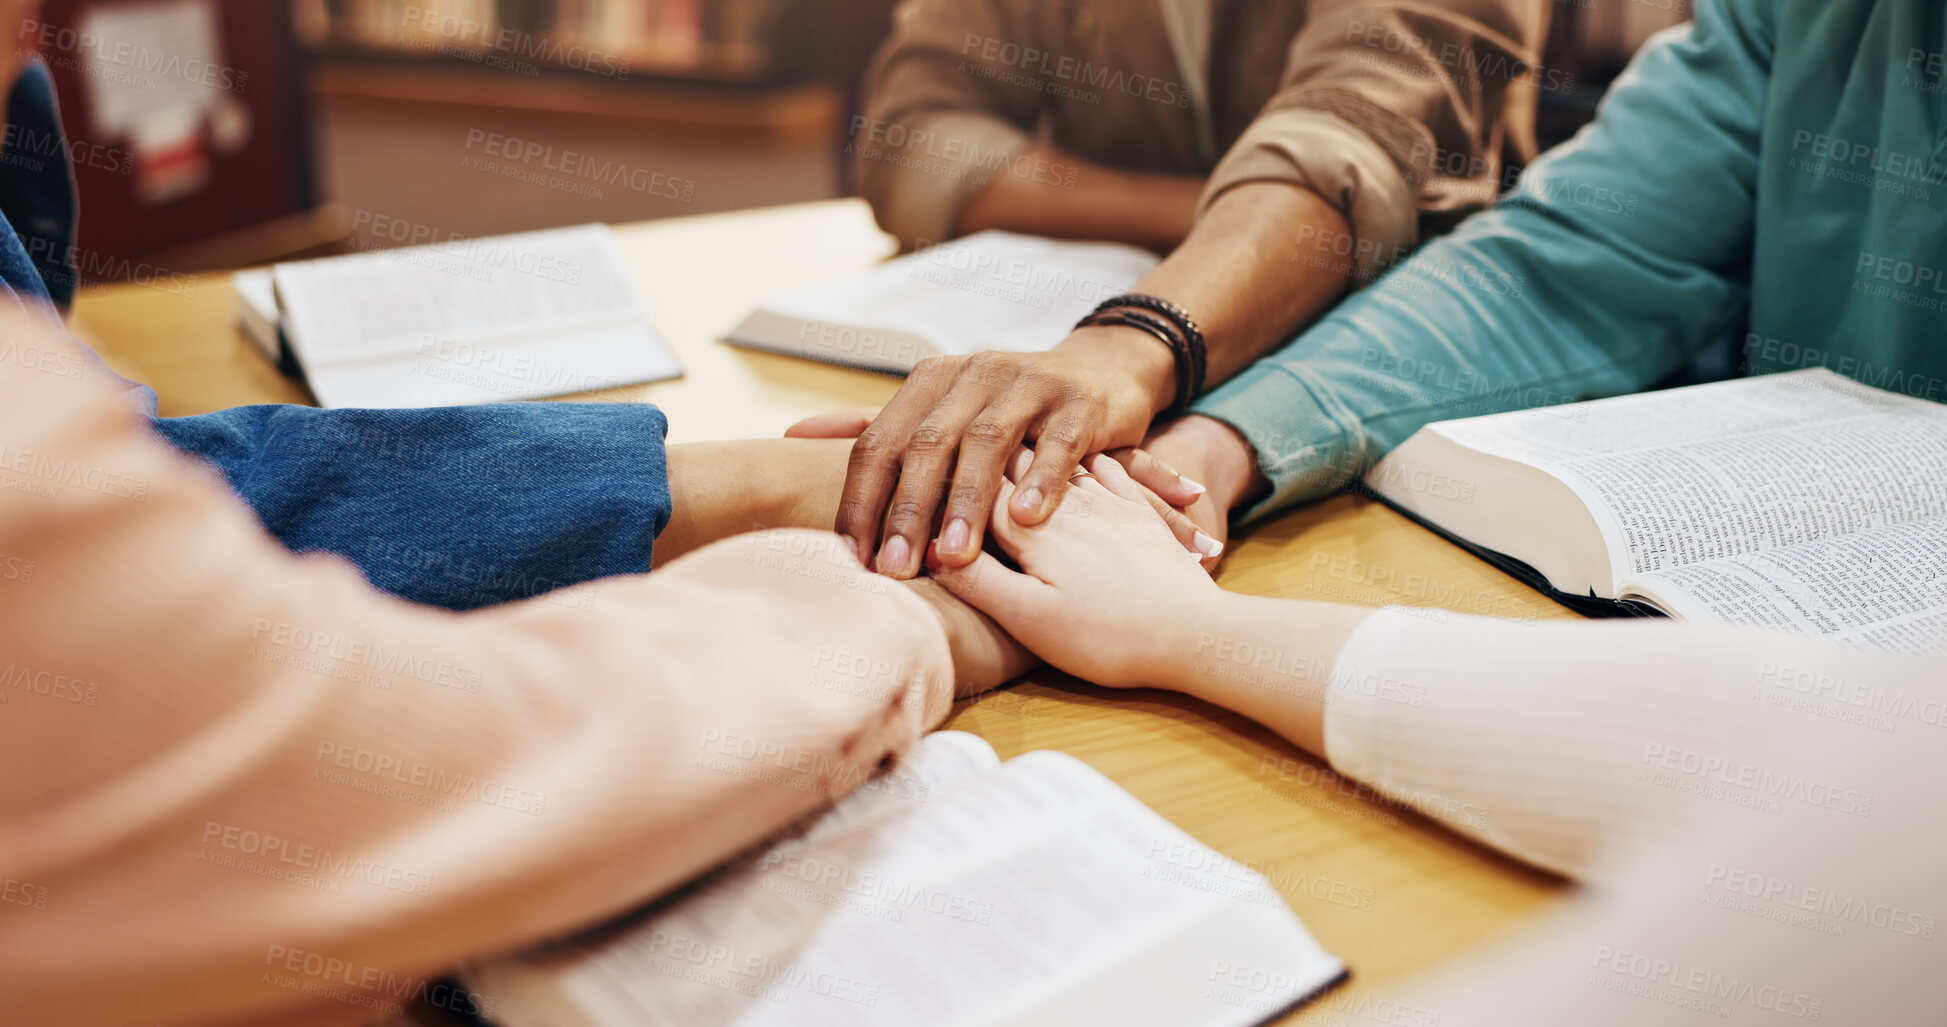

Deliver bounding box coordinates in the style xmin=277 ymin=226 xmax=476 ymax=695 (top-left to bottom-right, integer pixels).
xmin=957 ymin=146 xmax=1204 ymax=254
xmin=654 ymin=438 xmax=852 ymax=566
xmin=904 ymin=577 xmax=1039 ymax=699
xmin=1134 ymin=182 xmax=1356 ymax=388
xmin=1054 ymin=181 xmax=1357 ymax=424
xmin=1161 ymin=591 xmax=1375 ymax=755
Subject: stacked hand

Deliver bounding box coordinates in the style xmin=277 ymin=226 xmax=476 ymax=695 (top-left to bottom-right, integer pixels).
xmin=791 ymin=331 xmax=1220 ymax=579
xmin=789 ymin=393 xmax=1229 ymax=577
xmin=924 ymin=454 xmax=1223 ymax=689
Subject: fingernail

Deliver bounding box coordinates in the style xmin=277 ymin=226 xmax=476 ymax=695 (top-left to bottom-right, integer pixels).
xmin=877 ymin=535 xmax=912 ymax=576
xmin=1180 ymin=476 xmax=1208 ymax=496
xmin=942 ymin=518 xmax=971 ymax=556
xmin=924 ymin=540 xmax=943 ymax=572
xmin=841 ymin=536 xmax=861 ymax=563
xmin=1193 ymin=531 xmax=1225 ymax=558
xmin=1015 ymin=486 xmax=1044 ymax=514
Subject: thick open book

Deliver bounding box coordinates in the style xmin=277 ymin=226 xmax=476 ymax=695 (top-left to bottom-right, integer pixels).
xmin=254 ymin=224 xmax=681 ymax=408
xmin=1367 ymin=369 xmax=1947 ymax=651
xmin=724 ymin=231 xmax=1158 ymax=373
xmin=465 ymin=732 xmax=1345 ymax=1027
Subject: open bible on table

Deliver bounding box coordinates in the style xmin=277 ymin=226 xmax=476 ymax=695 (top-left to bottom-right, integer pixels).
xmin=1368 ymin=369 xmax=1947 ymax=653
xmin=465 ymin=731 xmax=1346 ymax=1026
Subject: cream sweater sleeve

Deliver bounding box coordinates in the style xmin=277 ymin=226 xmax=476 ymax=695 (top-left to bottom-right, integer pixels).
xmin=1330 ymin=608 xmax=1947 ymax=1025
xmin=1323 ymin=607 xmax=1940 ymax=881
xmin=0 ymin=326 xmax=953 ymax=1027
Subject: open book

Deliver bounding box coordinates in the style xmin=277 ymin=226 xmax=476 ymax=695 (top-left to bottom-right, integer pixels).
xmin=255 ymin=224 xmax=681 ymax=408
xmin=1366 ymin=369 xmax=1947 ymax=652
xmin=724 ymin=231 xmax=1158 ymax=373
xmin=465 ymin=732 xmax=1345 ymax=1027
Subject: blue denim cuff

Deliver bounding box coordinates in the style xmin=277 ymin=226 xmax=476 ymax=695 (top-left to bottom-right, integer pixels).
xmin=153 ymin=402 xmax=672 ymax=610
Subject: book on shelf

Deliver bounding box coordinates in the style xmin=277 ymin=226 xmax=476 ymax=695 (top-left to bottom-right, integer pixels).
xmin=724 ymin=231 xmax=1160 ymax=374
xmin=303 ymin=0 xmax=786 ymax=80
xmin=1366 ymin=369 xmax=1947 ymax=652
xmin=236 ymin=223 xmax=681 ymax=408
xmin=465 ymin=731 xmax=1347 ymax=1027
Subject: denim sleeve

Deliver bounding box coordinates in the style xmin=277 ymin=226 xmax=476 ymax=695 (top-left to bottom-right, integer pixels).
xmin=1192 ymin=0 xmax=1772 ymax=520
xmin=151 ymin=403 xmax=672 ymax=611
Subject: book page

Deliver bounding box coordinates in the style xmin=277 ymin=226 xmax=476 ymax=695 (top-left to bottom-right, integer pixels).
xmin=1434 ymin=371 xmax=1947 ymax=579
xmin=760 ymin=231 xmax=1157 ymax=358
xmin=474 ymin=743 xmax=1338 ymax=1027
xmin=788 ymin=730 xmax=1000 ymax=845
xmin=466 ymin=733 xmax=999 ymax=1007
xmin=1621 ymin=515 xmax=1947 ymax=654
xmin=275 ymin=224 xmax=648 ymax=367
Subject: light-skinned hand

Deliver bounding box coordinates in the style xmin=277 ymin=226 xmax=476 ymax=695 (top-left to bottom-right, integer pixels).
xmin=926 ymin=454 xmax=1221 ymax=689
xmin=806 ymin=332 xmax=1204 ymax=579
xmin=788 ymin=407 xmax=1221 ymax=570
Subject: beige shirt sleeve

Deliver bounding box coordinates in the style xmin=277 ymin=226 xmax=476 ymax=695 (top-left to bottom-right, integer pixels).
xmin=1206 ymin=0 xmax=1546 ymax=281
xmin=850 ymin=0 xmax=1041 ymax=249
xmin=1323 ymin=607 xmax=1938 ymax=882
xmin=0 ymin=324 xmax=953 ymax=1027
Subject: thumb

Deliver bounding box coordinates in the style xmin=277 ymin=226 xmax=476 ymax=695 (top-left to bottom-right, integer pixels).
xmin=784 ymin=407 xmax=880 ymax=439
xmin=926 ymin=545 xmax=1049 ymax=631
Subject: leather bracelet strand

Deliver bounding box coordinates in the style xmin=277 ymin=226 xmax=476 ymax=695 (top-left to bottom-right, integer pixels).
xmin=1089 ymin=293 xmax=1208 ymax=403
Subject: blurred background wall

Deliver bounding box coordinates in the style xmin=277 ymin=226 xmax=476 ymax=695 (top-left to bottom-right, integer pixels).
xmin=28 ymin=0 xmax=1689 ymax=281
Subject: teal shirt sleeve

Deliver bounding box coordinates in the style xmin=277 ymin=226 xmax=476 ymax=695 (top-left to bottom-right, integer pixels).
xmin=1193 ymin=0 xmax=1774 ymax=520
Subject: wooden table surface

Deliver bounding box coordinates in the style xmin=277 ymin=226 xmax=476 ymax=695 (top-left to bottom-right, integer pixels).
xmin=70 ymin=199 xmax=1574 ymax=1023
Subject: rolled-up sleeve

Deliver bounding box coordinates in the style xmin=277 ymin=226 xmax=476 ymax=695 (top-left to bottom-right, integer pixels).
xmin=851 ymin=0 xmax=1043 ymax=249
xmin=1204 ymin=0 xmax=1545 ymax=281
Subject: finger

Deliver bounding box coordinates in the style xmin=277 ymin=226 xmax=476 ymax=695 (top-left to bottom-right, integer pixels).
xmin=785 ymin=407 xmax=880 ymax=439
xmin=977 ymin=478 xmax=1038 ymax=567
xmin=936 ymin=403 xmax=1037 ymax=567
xmin=876 ymin=390 xmax=996 ymax=579
xmin=1004 ymin=446 xmax=1035 ymax=483
xmin=1108 ymin=446 xmax=1206 ymax=508
xmin=1148 ymin=489 xmax=1219 ymax=561
xmin=1009 ymin=406 xmax=1094 ymax=525
xmin=838 ymin=372 xmax=953 ymax=565
xmin=926 ymin=547 xmax=1051 ymax=630
xmin=1080 ymin=452 xmax=1150 ymax=504
xmin=1085 ymin=455 xmax=1220 ymax=563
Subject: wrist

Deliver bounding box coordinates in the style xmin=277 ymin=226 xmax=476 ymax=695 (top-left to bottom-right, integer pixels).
xmin=901 ymin=578 xmax=1039 ymax=702
xmin=1157 ymin=415 xmax=1266 ymax=518
xmin=1168 ymin=594 xmax=1376 ymax=758
xmin=1157 ymin=588 xmax=1245 ymax=697
xmin=1056 ymin=325 xmax=1177 ymax=419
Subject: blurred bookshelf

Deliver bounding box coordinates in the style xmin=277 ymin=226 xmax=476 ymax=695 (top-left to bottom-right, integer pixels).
xmin=291 ymin=0 xmax=900 ymax=248
xmin=293 ymin=0 xmax=817 ymax=86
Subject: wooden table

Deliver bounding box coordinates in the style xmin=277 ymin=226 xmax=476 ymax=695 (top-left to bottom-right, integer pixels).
xmin=70 ymin=199 xmax=1574 ymax=1022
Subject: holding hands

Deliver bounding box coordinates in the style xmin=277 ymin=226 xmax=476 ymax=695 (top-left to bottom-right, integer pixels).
xmin=926 ymin=455 xmax=1221 ymax=690
xmin=922 ymin=449 xmax=1367 ymax=755
xmin=788 ymin=400 xmax=1227 ymax=574
xmin=800 ymin=326 xmax=1204 ymax=579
